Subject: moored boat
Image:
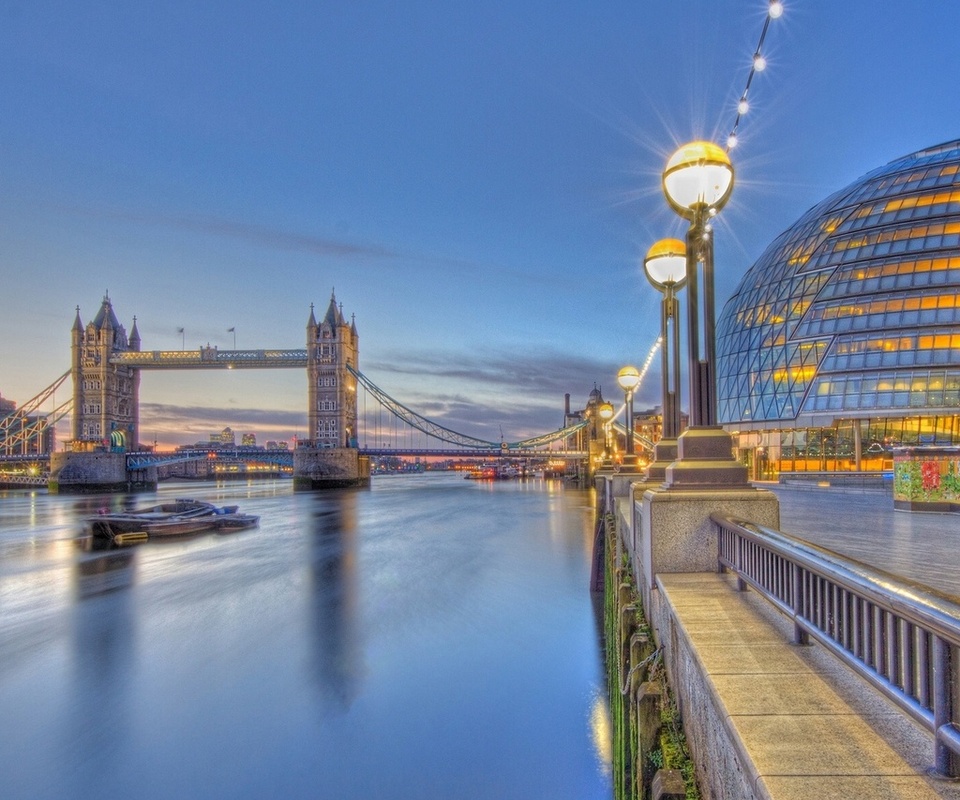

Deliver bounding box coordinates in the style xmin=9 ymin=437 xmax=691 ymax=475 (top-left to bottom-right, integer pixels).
xmin=87 ymin=499 xmax=259 ymax=542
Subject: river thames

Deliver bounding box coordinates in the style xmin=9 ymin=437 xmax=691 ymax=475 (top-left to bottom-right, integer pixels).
xmin=0 ymin=474 xmax=612 ymax=800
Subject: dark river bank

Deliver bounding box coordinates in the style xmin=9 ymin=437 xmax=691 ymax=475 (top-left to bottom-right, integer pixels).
xmin=0 ymin=473 xmax=612 ymax=799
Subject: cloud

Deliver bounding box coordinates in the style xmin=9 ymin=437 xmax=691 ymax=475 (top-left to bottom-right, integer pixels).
xmin=114 ymin=209 xmax=401 ymax=260
xmin=366 ymin=348 xmax=625 ymax=396
xmin=358 ymin=346 xmax=659 ymax=440
xmin=139 ymin=401 xmax=305 ymax=432
xmin=65 ymin=204 xmax=562 ymax=282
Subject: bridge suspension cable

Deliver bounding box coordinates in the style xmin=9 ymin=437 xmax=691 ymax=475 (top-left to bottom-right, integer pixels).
xmin=0 ymin=370 xmax=71 ymax=455
xmin=348 ymin=365 xmax=589 ymax=451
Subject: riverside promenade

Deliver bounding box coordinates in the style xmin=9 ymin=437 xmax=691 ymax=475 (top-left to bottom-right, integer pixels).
xmin=618 ymin=481 xmax=960 ymax=800
xmin=770 ymin=484 xmax=960 ymax=599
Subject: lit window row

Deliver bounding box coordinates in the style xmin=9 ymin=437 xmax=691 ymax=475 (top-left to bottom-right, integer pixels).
xmin=804 ymin=370 xmax=960 ymax=413
xmin=821 ymin=328 xmax=960 ymax=371
xmin=729 ymin=274 xmax=826 ymax=330
xmin=796 ymin=293 xmax=960 ymax=336
xmin=837 ymin=189 xmax=960 ymax=234
xmin=800 ymin=220 xmax=960 ymax=272
xmin=847 ymin=160 xmax=960 ymax=206
xmin=819 ymin=255 xmax=960 ymax=299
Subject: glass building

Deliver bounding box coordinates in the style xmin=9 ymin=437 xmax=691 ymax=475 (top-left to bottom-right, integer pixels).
xmin=716 ymin=139 xmax=960 ymax=478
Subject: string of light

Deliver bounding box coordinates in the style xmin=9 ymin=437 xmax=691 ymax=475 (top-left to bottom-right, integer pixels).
xmin=614 ymin=335 xmax=662 ymax=421
xmin=726 ymin=0 xmax=784 ymax=151
xmin=637 ymin=335 xmax=662 ymax=388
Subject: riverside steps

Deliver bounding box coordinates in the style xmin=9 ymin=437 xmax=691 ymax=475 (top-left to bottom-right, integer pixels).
xmin=599 ymin=473 xmax=960 ymax=800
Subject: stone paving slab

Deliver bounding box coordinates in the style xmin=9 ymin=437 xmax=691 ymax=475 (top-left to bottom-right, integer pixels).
xmin=658 ymin=571 xmax=960 ymax=800
xmin=759 ymin=775 xmax=946 ymax=800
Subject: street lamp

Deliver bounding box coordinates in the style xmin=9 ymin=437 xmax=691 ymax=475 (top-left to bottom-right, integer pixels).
xmin=660 ymin=140 xmax=747 ymax=488
xmin=616 ymin=366 xmax=641 ymax=465
xmin=662 ymin=140 xmax=733 ymax=427
xmin=598 ymin=401 xmax=615 ymax=462
xmin=640 ymin=237 xmax=687 ymax=485
xmin=644 ymin=238 xmax=686 ymax=441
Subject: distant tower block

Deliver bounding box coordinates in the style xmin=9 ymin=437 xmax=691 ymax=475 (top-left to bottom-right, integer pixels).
xmin=297 ymin=292 xmax=369 ymax=489
xmin=71 ymin=293 xmax=141 ymax=451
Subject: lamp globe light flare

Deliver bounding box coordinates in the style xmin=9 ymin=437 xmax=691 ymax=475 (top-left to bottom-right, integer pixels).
xmin=617 ymin=365 xmax=641 ymax=393
xmin=644 ymin=238 xmax=687 ymax=290
xmin=662 ymin=141 xmax=734 ymax=219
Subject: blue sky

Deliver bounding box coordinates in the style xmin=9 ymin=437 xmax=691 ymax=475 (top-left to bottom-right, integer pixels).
xmin=2 ymin=1 xmax=959 ymax=447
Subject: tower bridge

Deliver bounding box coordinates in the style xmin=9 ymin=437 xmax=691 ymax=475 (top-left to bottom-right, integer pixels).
xmin=2 ymin=292 xmax=614 ymax=492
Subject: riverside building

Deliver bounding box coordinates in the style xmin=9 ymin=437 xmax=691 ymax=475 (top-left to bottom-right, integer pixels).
xmin=717 ymin=140 xmax=960 ymax=479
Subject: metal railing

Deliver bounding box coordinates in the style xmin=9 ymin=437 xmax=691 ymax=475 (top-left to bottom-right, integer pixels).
xmin=712 ymin=513 xmax=960 ymax=777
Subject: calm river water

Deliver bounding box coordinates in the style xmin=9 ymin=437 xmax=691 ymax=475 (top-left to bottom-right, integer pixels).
xmin=0 ymin=473 xmax=612 ymax=800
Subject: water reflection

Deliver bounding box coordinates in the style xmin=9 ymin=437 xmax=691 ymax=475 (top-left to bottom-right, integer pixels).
xmin=65 ymin=548 xmax=138 ymax=793
xmin=307 ymin=490 xmax=363 ymax=711
xmin=73 ymin=547 xmax=137 ymax=598
xmin=590 ymin=689 xmax=613 ymax=778
xmin=0 ymin=476 xmax=612 ymax=799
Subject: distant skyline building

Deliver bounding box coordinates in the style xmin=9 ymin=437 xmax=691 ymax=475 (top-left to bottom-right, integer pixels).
xmin=210 ymin=427 xmax=236 ymax=446
xmin=717 ymin=139 xmax=960 ymax=477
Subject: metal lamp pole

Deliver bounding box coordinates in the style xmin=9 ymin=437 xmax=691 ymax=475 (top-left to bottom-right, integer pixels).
xmin=639 ymin=238 xmax=686 ymax=484
xmin=617 ymin=366 xmax=641 ymax=464
xmin=644 ymin=239 xmax=686 ymax=440
xmin=598 ymin=401 xmax=614 ymax=462
xmin=659 ymin=140 xmax=748 ymax=488
xmin=662 ymin=140 xmax=733 ymax=427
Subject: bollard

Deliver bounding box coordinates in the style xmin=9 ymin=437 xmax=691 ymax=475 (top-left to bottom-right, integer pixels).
xmin=651 ymin=768 xmax=685 ymax=800
xmin=635 ymin=681 xmax=663 ymax=758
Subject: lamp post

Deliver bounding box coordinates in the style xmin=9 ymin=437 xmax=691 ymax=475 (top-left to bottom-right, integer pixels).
xmin=662 ymin=140 xmax=733 ymax=427
xmin=644 ymin=239 xmax=686 ymax=440
xmin=641 ymin=238 xmax=687 ymax=484
xmin=616 ymin=366 xmax=641 ymax=466
xmin=598 ymin=401 xmax=614 ymax=463
xmin=660 ymin=140 xmax=748 ymax=488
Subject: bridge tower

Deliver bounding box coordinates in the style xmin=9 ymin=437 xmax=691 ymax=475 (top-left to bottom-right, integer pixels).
xmin=296 ymin=292 xmax=369 ymax=489
xmin=51 ymin=294 xmax=153 ymax=493
xmin=306 ymin=291 xmax=359 ymax=447
xmin=70 ymin=294 xmax=141 ymax=451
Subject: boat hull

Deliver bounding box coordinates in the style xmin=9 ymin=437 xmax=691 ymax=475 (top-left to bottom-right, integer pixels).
xmin=86 ymin=499 xmax=259 ymax=541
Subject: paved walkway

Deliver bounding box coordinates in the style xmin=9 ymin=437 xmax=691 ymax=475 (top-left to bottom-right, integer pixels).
xmin=660 ymin=570 xmax=960 ymax=799
xmin=764 ymin=484 xmax=960 ymax=598
xmin=652 ymin=483 xmax=960 ymax=798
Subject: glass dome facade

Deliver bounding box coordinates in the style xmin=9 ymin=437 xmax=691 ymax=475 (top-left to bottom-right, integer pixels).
xmin=718 ymin=140 xmax=960 ymax=428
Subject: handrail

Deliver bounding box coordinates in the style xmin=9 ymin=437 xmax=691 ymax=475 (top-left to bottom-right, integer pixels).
xmin=712 ymin=512 xmax=960 ymax=778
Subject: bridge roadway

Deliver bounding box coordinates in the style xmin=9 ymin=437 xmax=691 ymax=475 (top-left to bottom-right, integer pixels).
xmin=0 ymin=448 xmax=586 ymax=486
xmin=359 ymin=447 xmax=586 ymax=459
xmin=620 ymin=483 xmax=960 ymax=799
